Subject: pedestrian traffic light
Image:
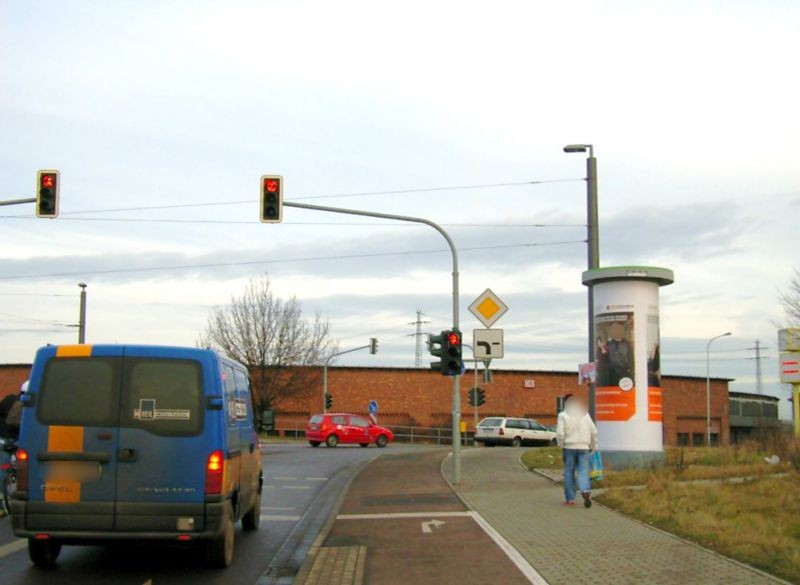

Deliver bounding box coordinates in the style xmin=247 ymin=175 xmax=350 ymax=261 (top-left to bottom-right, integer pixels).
xmin=443 ymin=329 xmax=463 ymax=376
xmin=428 ymin=331 xmax=446 ymax=374
xmin=477 ymin=388 xmax=486 ymax=406
xmin=325 ymin=393 xmax=333 ymax=409
xmin=369 ymin=337 xmax=379 ymax=355
xmin=36 ymin=170 xmax=59 ymax=218
xmin=260 ymin=174 xmax=283 ymax=223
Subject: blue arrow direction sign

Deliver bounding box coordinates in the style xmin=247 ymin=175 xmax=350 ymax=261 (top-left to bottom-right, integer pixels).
xmin=369 ymin=400 xmax=379 ymax=414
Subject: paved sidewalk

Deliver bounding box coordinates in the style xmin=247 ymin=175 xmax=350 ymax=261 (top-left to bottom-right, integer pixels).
xmin=443 ymin=449 xmax=788 ymax=585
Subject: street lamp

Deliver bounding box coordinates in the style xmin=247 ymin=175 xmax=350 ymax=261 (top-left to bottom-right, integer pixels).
xmin=564 ymin=143 xmax=599 ymax=417
xmin=706 ymin=332 xmax=732 ymax=446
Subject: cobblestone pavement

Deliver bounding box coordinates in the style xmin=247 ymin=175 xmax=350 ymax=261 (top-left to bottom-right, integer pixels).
xmin=444 ymin=448 xmax=788 ymax=585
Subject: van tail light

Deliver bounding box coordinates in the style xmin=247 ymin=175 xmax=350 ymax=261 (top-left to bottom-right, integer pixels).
xmin=498 ymin=428 xmax=504 ymax=436
xmin=16 ymin=448 xmax=29 ymax=492
xmin=205 ymin=450 xmax=224 ymax=495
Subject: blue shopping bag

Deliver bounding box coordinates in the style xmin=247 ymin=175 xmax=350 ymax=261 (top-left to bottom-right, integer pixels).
xmin=589 ymin=451 xmax=604 ymax=481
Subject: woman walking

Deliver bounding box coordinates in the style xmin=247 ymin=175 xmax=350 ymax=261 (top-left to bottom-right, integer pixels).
xmin=556 ymin=394 xmax=598 ymax=508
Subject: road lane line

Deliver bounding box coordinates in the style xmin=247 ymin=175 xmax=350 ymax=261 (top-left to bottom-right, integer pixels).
xmin=304 ymin=477 xmax=328 ymax=481
xmin=337 ymin=512 xmax=473 ymax=520
xmin=282 ymin=485 xmax=311 ymax=490
xmin=260 ymin=514 xmax=302 ymax=522
xmin=0 ymin=539 xmax=27 ymax=559
xmin=261 ymin=506 xmax=296 ymax=511
xmin=469 ymin=511 xmax=548 ymax=585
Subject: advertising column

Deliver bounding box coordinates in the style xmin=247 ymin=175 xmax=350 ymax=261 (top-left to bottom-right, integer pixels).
xmin=583 ymin=266 xmax=674 ymax=468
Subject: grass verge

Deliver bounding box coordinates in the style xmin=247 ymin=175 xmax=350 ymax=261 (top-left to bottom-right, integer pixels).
xmin=596 ymin=474 xmax=800 ymax=583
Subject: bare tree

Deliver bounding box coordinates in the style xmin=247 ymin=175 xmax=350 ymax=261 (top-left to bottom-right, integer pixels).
xmin=200 ymin=277 xmax=337 ymax=410
xmin=779 ymin=268 xmax=800 ymax=327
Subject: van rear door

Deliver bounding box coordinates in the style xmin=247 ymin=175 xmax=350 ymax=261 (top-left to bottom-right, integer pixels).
xmin=25 ymin=346 xmax=124 ymax=532
xmin=114 ymin=348 xmax=213 ymax=532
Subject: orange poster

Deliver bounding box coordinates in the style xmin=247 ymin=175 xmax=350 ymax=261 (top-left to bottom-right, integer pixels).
xmin=595 ymin=311 xmax=636 ymax=421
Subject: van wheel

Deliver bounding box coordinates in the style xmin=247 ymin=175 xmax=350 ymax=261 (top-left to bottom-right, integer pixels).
xmin=359 ymin=443 xmax=369 ymax=448
xmin=512 ymin=437 xmax=522 ymax=448
xmin=29 ymin=539 xmax=62 ymax=568
xmin=325 ymin=435 xmax=339 ymax=448
xmin=206 ymin=508 xmax=235 ymax=568
xmin=242 ymin=489 xmax=261 ymax=531
xmin=376 ymin=435 xmax=388 ymax=448
xmin=309 ymin=441 xmax=321 ymax=448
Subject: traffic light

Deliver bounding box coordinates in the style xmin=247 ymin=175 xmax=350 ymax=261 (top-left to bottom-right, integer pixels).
xmin=369 ymin=337 xmax=379 ymax=355
xmin=428 ymin=331 xmax=446 ymax=374
xmin=443 ymin=329 xmax=463 ymax=376
xmin=260 ymin=174 xmax=283 ymax=223
xmin=476 ymin=388 xmax=486 ymax=406
xmin=467 ymin=387 xmax=477 ymax=406
xmin=325 ymin=393 xmax=333 ymax=409
xmin=36 ymin=170 xmax=59 ymax=218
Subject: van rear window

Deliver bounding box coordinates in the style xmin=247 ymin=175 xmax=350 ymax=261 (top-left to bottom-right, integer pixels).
xmin=121 ymin=359 xmax=203 ymax=437
xmin=38 ymin=358 xmax=120 ymax=427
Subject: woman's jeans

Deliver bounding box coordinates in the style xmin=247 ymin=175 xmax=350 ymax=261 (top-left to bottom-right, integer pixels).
xmin=563 ymin=448 xmax=591 ymax=501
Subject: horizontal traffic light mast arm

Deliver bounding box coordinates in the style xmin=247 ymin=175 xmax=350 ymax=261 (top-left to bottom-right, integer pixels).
xmin=324 ymin=343 xmax=373 ymax=367
xmin=284 ymin=200 xmax=460 ymax=328
xmin=0 ymin=197 xmax=36 ymax=207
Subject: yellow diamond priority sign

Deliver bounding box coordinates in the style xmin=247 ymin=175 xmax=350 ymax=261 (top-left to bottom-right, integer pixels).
xmin=468 ymin=288 xmax=508 ymax=328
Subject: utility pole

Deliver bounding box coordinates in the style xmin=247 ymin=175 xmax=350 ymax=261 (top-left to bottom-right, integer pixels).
xmin=564 ymin=144 xmax=599 ymax=418
xmin=78 ymin=282 xmax=87 ymax=344
xmin=408 ymin=309 xmax=431 ymax=368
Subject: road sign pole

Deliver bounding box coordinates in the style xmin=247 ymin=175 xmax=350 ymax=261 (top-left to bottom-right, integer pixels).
xmin=794 ymin=384 xmax=800 ymax=438
xmin=283 ymin=201 xmax=462 ymax=484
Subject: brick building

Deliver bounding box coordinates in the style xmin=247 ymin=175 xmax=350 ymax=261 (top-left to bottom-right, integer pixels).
xmin=0 ymin=363 xmax=731 ymax=446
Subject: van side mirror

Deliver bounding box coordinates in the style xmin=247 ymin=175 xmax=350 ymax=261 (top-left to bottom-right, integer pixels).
xmin=20 ymin=393 xmax=35 ymax=406
xmin=206 ymin=396 xmax=224 ymax=410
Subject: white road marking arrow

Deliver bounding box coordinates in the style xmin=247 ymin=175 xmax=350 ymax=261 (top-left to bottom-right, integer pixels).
xmin=421 ymin=519 xmax=446 ymax=534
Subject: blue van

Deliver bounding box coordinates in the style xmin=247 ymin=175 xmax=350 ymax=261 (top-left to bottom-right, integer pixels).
xmin=11 ymin=344 xmax=263 ymax=568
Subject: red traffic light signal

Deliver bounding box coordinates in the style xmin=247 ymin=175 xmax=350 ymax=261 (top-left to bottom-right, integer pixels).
xmin=36 ymin=170 xmax=59 ymax=218
xmin=447 ymin=332 xmax=461 ymax=346
xmin=260 ymin=175 xmax=283 ymax=223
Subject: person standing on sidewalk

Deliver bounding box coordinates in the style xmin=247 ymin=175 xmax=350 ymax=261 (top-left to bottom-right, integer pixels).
xmin=556 ymin=394 xmax=598 ymax=508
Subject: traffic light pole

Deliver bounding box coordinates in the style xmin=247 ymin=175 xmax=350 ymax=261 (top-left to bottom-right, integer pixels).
xmin=284 ymin=201 xmax=463 ymax=483
xmin=322 ymin=342 xmax=375 ymax=414
xmin=0 ymin=197 xmax=36 ymax=207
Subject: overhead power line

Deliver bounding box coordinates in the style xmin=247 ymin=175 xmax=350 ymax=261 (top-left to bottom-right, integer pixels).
xmin=0 ymin=239 xmax=585 ymax=281
xmin=0 ymin=177 xmax=582 ymax=218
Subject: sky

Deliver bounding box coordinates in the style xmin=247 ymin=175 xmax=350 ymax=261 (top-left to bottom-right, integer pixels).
xmin=1 ymin=1 xmax=799 ymax=417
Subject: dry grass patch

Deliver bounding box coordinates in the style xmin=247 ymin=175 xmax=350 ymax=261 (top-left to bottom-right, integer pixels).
xmin=596 ymin=473 xmax=800 ymax=583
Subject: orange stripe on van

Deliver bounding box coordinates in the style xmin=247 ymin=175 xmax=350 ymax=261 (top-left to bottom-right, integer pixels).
xmin=56 ymin=345 xmax=92 ymax=357
xmin=44 ymin=426 xmax=84 ymax=503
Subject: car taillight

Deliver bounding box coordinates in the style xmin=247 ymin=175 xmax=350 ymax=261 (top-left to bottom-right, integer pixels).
xmin=205 ymin=450 xmax=224 ymax=495
xmin=499 ymin=428 xmax=504 ymax=436
xmin=16 ymin=448 xmax=29 ymax=492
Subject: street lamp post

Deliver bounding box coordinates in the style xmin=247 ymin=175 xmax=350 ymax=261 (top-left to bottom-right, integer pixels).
xmin=78 ymin=283 xmax=88 ymax=344
xmin=706 ymin=332 xmax=732 ymax=445
xmin=564 ymin=144 xmax=599 ymax=417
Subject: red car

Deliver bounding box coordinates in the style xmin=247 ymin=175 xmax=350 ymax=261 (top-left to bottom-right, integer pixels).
xmin=306 ymin=413 xmax=394 ymax=448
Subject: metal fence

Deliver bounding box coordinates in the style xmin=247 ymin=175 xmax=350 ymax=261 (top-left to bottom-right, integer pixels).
xmin=269 ymin=420 xmax=476 ymax=446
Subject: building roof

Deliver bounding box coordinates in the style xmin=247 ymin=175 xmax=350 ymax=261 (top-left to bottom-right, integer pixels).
xmin=728 ymin=391 xmax=780 ymax=402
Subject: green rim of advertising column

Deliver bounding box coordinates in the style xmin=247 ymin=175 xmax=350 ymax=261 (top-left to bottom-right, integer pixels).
xmin=582 ymin=266 xmax=674 ymax=470
xmin=581 ymin=266 xmax=675 ymax=287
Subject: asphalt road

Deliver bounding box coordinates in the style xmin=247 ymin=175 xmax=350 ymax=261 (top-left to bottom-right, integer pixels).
xmin=0 ymin=442 xmax=426 ymax=585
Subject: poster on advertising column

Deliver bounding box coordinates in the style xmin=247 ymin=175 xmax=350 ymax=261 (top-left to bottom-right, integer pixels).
xmin=595 ymin=311 xmax=635 ymax=421
xmin=647 ymin=313 xmax=662 ymax=421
